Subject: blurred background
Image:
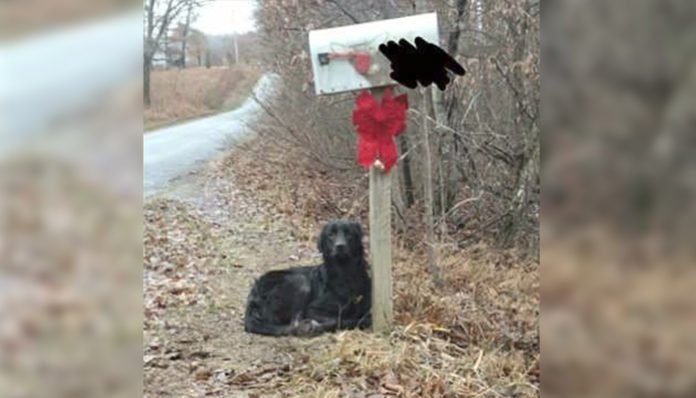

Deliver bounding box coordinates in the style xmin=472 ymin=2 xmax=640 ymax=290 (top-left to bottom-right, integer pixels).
xmin=1 ymin=1 xmax=142 ymax=397
xmin=542 ymin=1 xmax=696 ymax=397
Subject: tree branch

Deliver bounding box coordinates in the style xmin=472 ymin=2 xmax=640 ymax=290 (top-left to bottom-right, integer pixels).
xmin=326 ymin=0 xmax=360 ymax=24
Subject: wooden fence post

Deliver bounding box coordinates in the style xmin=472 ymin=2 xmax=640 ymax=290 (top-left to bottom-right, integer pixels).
xmin=368 ymin=87 xmax=395 ymax=334
xmin=370 ymin=160 xmax=393 ymax=333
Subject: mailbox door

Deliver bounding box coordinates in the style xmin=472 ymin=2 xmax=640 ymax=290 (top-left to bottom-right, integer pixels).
xmin=308 ymin=13 xmax=439 ymax=95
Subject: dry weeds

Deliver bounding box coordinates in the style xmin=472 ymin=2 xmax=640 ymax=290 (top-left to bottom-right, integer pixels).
xmin=144 ymin=65 xmax=261 ymax=131
xmin=542 ymin=228 xmax=696 ymax=397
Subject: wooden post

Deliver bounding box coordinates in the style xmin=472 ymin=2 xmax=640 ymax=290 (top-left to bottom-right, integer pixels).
xmin=370 ymin=162 xmax=393 ymax=333
xmin=369 ymin=87 xmax=393 ymax=334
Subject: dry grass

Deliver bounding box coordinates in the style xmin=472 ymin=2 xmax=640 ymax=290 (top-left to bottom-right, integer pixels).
xmin=218 ymin=139 xmax=540 ymax=397
xmin=541 ymin=228 xmax=696 ymax=397
xmin=144 ymin=65 xmax=261 ymax=131
xmin=258 ymin=245 xmax=539 ymax=397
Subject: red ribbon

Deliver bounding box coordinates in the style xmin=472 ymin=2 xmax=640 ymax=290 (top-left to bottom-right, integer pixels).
xmin=352 ymin=88 xmax=408 ymax=173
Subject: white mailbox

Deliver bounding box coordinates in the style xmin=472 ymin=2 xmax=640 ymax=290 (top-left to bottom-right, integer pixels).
xmin=308 ymin=12 xmax=439 ymax=95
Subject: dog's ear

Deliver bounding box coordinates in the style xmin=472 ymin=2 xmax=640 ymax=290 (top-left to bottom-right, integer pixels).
xmin=350 ymin=221 xmax=363 ymax=240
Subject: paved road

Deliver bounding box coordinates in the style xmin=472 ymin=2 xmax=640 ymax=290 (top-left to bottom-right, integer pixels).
xmin=143 ymin=74 xmax=279 ymax=198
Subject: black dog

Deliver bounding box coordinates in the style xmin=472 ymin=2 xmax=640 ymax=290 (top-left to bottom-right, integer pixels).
xmin=244 ymin=220 xmax=371 ymax=337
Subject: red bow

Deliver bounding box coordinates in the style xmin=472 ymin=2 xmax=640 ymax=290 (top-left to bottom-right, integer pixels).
xmin=352 ymin=88 xmax=409 ymax=173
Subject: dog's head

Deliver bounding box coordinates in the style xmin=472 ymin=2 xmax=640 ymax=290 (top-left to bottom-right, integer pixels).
xmin=318 ymin=220 xmax=364 ymax=263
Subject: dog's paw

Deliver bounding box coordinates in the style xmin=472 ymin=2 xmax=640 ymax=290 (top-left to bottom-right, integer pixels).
xmin=294 ymin=319 xmax=320 ymax=336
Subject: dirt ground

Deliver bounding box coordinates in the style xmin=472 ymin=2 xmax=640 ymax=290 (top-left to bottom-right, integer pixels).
xmin=144 ymin=162 xmax=326 ymax=397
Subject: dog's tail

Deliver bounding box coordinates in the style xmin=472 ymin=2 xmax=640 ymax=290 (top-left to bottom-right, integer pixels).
xmin=243 ymin=284 xmax=295 ymax=336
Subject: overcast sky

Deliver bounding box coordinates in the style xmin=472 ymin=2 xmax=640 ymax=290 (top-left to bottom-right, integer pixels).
xmin=193 ymin=0 xmax=257 ymax=36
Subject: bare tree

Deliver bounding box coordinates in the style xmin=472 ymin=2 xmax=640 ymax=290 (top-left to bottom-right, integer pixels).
xmin=188 ymin=29 xmax=208 ymax=66
xmin=143 ymin=0 xmax=203 ymax=106
xmin=421 ymin=89 xmax=443 ymax=288
xmin=180 ymin=1 xmax=200 ymax=68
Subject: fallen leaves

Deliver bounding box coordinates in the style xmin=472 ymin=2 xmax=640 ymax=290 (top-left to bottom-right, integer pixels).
xmin=194 ymin=368 xmax=212 ymax=382
xmin=144 ymin=200 xmax=221 ymax=328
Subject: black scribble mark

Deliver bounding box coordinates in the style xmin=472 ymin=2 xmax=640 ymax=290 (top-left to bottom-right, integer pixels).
xmin=379 ymin=36 xmax=465 ymax=90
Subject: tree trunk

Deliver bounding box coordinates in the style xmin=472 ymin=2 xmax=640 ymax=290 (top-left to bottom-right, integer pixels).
xmin=181 ymin=2 xmax=193 ymax=68
xmin=233 ymin=34 xmax=239 ymax=64
xmin=397 ymin=134 xmax=415 ymax=207
xmin=437 ymin=136 xmax=448 ymax=237
xmin=144 ymin=0 xmax=155 ymax=106
xmin=143 ymin=0 xmax=191 ymax=103
xmin=421 ymin=89 xmax=443 ymax=288
xmin=447 ymin=0 xmax=467 ymax=54
xmin=144 ymin=56 xmax=151 ymax=107
xmin=431 ymin=89 xmax=449 ymax=216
